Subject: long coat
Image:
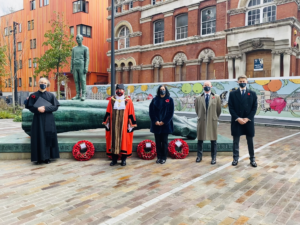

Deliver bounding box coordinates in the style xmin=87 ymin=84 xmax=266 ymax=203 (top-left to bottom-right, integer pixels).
xmin=149 ymin=96 xmax=174 ymax=134
xmin=195 ymin=93 xmax=221 ymax=141
xmin=103 ymin=96 xmax=137 ymax=157
xmin=228 ymin=88 xmax=258 ymax=137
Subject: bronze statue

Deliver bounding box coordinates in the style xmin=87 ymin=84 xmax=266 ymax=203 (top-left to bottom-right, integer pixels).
xmin=71 ymin=34 xmax=90 ymax=101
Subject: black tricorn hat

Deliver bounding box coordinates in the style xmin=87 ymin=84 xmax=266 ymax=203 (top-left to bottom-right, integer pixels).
xmin=116 ymin=84 xmax=125 ymax=90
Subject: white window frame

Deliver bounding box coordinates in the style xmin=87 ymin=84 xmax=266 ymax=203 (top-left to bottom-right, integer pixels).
xmin=129 ymin=1 xmax=133 ymax=9
xmin=44 ymin=0 xmax=49 ymax=6
xmin=118 ymin=26 xmax=130 ymax=50
xmin=40 ymin=0 xmax=43 ymax=7
xmin=153 ymin=20 xmax=164 ymax=45
xmin=245 ymin=0 xmax=276 ymax=26
xmin=29 ymin=59 xmax=32 ymax=68
xmin=152 ymin=0 xmax=156 ymax=5
xmin=4 ymin=27 xmax=8 ymax=36
xmin=70 ymin=26 xmax=74 ymax=35
xmin=201 ymin=7 xmax=216 ymax=37
xmin=175 ymin=14 xmax=188 ymax=41
xmin=17 ymin=42 xmax=22 ymax=51
xmin=19 ymin=23 xmax=22 ymax=33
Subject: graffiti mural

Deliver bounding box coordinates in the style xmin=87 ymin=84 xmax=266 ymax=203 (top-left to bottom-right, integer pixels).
xmin=86 ymin=77 xmax=300 ymax=119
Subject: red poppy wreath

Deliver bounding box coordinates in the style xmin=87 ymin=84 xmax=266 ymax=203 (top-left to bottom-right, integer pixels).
xmin=72 ymin=140 xmax=95 ymax=161
xmin=168 ymin=139 xmax=189 ymax=159
xmin=137 ymin=140 xmax=157 ymax=160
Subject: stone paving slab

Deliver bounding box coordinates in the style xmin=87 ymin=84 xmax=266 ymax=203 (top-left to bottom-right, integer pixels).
xmin=1 ymin=120 xmax=300 ymax=224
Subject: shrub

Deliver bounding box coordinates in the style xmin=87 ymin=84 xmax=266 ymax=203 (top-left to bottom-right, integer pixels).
xmin=0 ymin=111 xmax=14 ymax=119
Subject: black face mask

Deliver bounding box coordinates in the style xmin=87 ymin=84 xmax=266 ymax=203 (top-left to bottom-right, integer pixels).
xmin=204 ymin=86 xmax=211 ymax=92
xmin=239 ymin=83 xmax=247 ymax=88
xmin=40 ymin=84 xmax=47 ymax=90
xmin=160 ymin=90 xmax=166 ymax=95
xmin=116 ymin=91 xmax=124 ymax=96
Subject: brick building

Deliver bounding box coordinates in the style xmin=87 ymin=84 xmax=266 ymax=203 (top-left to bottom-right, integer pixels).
xmin=1 ymin=0 xmax=108 ymax=98
xmin=107 ymin=0 xmax=300 ymax=84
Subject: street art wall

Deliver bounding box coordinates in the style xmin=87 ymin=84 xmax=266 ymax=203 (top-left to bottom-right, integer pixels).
xmin=86 ymin=77 xmax=300 ymax=120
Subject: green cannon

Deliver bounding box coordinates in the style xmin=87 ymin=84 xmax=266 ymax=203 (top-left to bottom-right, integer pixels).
xmin=22 ymin=100 xmax=197 ymax=139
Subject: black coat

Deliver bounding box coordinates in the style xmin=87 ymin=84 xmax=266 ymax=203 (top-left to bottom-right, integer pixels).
xmin=228 ymin=88 xmax=258 ymax=137
xmin=25 ymin=91 xmax=60 ymax=162
xmin=149 ymin=96 xmax=174 ymax=134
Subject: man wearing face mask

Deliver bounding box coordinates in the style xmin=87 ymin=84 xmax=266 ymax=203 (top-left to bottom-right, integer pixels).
xmin=228 ymin=75 xmax=258 ymax=167
xmin=103 ymin=84 xmax=137 ymax=166
xmin=25 ymin=78 xmax=60 ymax=165
xmin=194 ymin=81 xmax=221 ymax=164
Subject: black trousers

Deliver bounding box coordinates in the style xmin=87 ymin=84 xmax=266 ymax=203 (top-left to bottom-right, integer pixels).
xmin=197 ymin=140 xmax=217 ymax=159
xmin=111 ymin=154 xmax=127 ymax=163
xmin=154 ymin=133 xmax=169 ymax=160
xmin=233 ymin=136 xmax=255 ymax=162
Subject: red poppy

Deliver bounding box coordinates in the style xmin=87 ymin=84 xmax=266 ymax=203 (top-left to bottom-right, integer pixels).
xmin=266 ymin=97 xmax=287 ymax=114
xmin=147 ymin=94 xmax=153 ymax=100
xmin=212 ymin=96 xmax=215 ymax=99
xmin=165 ymin=99 xmax=170 ymax=103
xmin=31 ymin=95 xmax=36 ymax=99
xmin=248 ymin=93 xmax=250 ymax=96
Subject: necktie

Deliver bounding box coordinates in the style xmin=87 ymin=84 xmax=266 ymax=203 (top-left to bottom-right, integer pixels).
xmin=242 ymin=90 xmax=245 ymax=97
xmin=205 ymin=94 xmax=209 ymax=109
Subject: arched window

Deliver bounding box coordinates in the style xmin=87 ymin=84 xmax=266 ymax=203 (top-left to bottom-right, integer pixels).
xmin=118 ymin=26 xmax=130 ymax=49
xmin=246 ymin=0 xmax=276 ymax=25
xmin=175 ymin=14 xmax=188 ymax=40
xmin=201 ymin=7 xmax=216 ymax=36
xmin=154 ymin=20 xmax=164 ymax=44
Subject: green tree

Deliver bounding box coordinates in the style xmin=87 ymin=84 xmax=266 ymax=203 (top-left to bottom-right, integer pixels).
xmin=0 ymin=43 xmax=7 ymax=83
xmin=34 ymin=12 xmax=75 ymax=100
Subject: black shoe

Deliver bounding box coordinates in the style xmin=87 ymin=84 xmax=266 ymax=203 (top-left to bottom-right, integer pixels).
xmin=44 ymin=159 xmax=51 ymax=164
xmin=121 ymin=160 xmax=126 ymax=166
xmin=196 ymin=157 xmax=202 ymax=163
xmin=232 ymin=160 xmax=238 ymax=166
xmin=110 ymin=161 xmax=118 ymax=166
xmin=250 ymin=161 xmax=257 ymax=167
xmin=160 ymin=160 xmax=166 ymax=164
xmin=35 ymin=161 xmax=42 ymax=165
xmin=211 ymin=159 xmax=216 ymax=165
xmin=156 ymin=159 xmax=160 ymax=164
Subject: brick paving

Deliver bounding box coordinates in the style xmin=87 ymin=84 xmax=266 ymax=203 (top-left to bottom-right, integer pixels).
xmin=1 ymin=120 xmax=300 ymax=224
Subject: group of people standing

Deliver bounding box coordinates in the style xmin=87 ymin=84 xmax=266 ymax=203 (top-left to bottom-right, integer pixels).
xmin=26 ymin=75 xmax=257 ymax=168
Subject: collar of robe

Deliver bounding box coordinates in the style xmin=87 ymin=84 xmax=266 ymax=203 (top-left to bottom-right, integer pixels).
xmin=39 ymin=89 xmax=47 ymax=93
xmin=113 ymin=95 xmax=126 ymax=110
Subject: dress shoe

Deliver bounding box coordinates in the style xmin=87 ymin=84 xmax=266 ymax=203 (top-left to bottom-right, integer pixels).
xmin=160 ymin=160 xmax=166 ymax=164
xmin=121 ymin=160 xmax=126 ymax=166
xmin=250 ymin=161 xmax=257 ymax=167
xmin=196 ymin=157 xmax=202 ymax=163
xmin=232 ymin=160 xmax=238 ymax=166
xmin=110 ymin=161 xmax=118 ymax=166
xmin=156 ymin=159 xmax=160 ymax=164
xmin=44 ymin=159 xmax=51 ymax=164
xmin=35 ymin=161 xmax=42 ymax=165
xmin=211 ymin=159 xmax=216 ymax=165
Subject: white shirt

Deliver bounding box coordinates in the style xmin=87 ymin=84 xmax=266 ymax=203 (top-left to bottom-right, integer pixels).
xmin=204 ymin=92 xmax=211 ymax=99
xmin=240 ymin=87 xmax=247 ymax=95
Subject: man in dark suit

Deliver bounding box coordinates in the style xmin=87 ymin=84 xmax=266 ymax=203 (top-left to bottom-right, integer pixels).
xmin=228 ymin=75 xmax=258 ymax=167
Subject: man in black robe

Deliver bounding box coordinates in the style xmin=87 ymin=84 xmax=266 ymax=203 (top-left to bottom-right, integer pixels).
xmin=25 ymin=78 xmax=60 ymax=164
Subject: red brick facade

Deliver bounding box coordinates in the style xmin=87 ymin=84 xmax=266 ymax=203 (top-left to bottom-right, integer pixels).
xmin=107 ymin=0 xmax=300 ymax=83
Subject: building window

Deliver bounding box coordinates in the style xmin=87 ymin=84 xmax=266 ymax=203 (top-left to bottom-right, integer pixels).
xmin=175 ymin=14 xmax=188 ymax=40
xmin=246 ymin=0 xmax=276 ymax=25
xmin=17 ymin=42 xmax=22 ymax=51
xmin=73 ymin=1 xmax=89 ymax=13
xmin=29 ymin=59 xmax=32 ymax=68
xmin=40 ymin=0 xmax=43 ymax=7
xmin=30 ymin=39 xmax=36 ymax=49
xmin=154 ymin=20 xmax=164 ymax=44
xmin=34 ymin=58 xmax=37 ymax=68
xmin=8 ymin=79 xmax=11 ymax=87
xmin=32 ymin=20 xmax=34 ymax=30
xmin=44 ymin=0 xmax=49 ymax=6
xmin=19 ymin=78 xmax=22 ymax=87
xmin=28 ymin=21 xmax=31 ymax=30
xmin=152 ymin=0 xmax=156 ymax=5
xmin=29 ymin=77 xmax=32 ymax=87
xmin=5 ymin=79 xmax=7 ymax=88
xmin=129 ymin=1 xmax=133 ymax=9
xmin=30 ymin=0 xmax=36 ymax=10
xmin=118 ymin=26 xmax=130 ymax=49
xmin=77 ymin=24 xmax=92 ymax=37
xmin=70 ymin=26 xmax=74 ymax=35
xmin=201 ymin=7 xmax=216 ymax=36
xmin=19 ymin=60 xmax=22 ymax=69
xmin=19 ymin=23 xmax=22 ymax=33
xmin=34 ymin=78 xmax=37 ymax=87
xmin=4 ymin=27 xmax=8 ymax=36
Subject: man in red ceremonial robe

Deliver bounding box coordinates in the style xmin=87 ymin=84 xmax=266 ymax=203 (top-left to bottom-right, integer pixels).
xmin=102 ymin=84 xmax=137 ymax=166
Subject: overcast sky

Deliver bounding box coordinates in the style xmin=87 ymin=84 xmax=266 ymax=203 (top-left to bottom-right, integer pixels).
xmin=0 ymin=0 xmax=23 ymax=17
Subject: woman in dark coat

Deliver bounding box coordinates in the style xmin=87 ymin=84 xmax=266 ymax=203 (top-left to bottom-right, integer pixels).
xmin=149 ymin=85 xmax=174 ymax=164
xmin=25 ymin=78 xmax=60 ymax=164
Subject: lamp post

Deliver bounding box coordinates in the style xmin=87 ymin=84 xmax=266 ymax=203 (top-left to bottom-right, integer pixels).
xmin=111 ymin=0 xmax=115 ymax=96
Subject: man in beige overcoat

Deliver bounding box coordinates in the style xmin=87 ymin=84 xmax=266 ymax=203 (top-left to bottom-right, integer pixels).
xmin=195 ymin=81 xmax=221 ymax=164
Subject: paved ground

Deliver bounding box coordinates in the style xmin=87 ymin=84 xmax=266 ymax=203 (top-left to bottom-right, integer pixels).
xmin=1 ymin=120 xmax=300 ymax=225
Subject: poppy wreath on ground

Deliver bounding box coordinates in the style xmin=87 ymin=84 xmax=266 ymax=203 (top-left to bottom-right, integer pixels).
xmin=137 ymin=140 xmax=157 ymax=160
xmin=168 ymin=139 xmax=189 ymax=159
xmin=72 ymin=140 xmax=95 ymax=161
